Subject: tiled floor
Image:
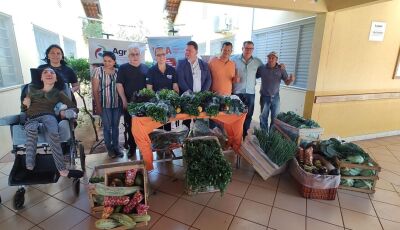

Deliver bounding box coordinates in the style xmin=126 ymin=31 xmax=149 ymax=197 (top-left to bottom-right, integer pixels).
xmin=1 ymin=135 xmax=400 ymax=230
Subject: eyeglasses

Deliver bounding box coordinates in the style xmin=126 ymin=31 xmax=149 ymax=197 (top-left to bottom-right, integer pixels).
xmin=156 ymin=53 xmax=166 ymax=57
xmin=129 ymin=53 xmax=140 ymax=57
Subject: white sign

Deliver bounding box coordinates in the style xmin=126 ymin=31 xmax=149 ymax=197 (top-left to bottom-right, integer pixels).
xmin=369 ymin=21 xmax=386 ymax=42
xmin=147 ymin=36 xmax=191 ymax=68
xmin=88 ymin=38 xmax=146 ymax=64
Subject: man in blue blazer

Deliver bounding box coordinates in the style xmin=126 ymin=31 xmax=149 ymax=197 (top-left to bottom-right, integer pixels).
xmin=176 ymin=41 xmax=211 ymax=94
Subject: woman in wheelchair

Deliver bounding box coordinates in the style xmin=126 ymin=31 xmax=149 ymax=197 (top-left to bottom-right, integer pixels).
xmin=21 ymin=67 xmax=83 ymax=178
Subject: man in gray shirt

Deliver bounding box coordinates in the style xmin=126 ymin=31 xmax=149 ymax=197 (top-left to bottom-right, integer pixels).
xmin=232 ymin=41 xmax=263 ymax=138
xmin=257 ymin=51 xmax=295 ymax=131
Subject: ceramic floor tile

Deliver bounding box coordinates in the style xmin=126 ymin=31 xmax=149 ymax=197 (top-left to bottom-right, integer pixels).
xmin=277 ymin=173 xmax=298 ymax=195
xmin=30 ymin=226 xmax=44 ymax=230
xmin=311 ymin=193 xmax=339 ymax=207
xmin=38 ymin=205 xmax=89 ymax=230
xmin=0 ymin=205 xmax=16 ymax=223
xmin=274 ymin=191 xmax=306 ymax=215
xmin=369 ymin=188 xmax=400 ymax=206
xmin=338 ymin=192 xmax=376 ymax=216
xmin=157 ymin=177 xmax=185 ymax=197
xmin=372 ymin=200 xmax=400 ymax=222
xmin=341 ymin=209 xmax=382 ymax=230
xmin=207 ymin=192 xmax=242 ymax=215
xmin=306 ymin=218 xmax=344 ymax=230
xmin=69 ymin=216 xmax=98 ymax=230
xmin=269 ymin=207 xmax=305 ymax=230
xmin=244 ymin=185 xmax=276 ymax=206
xmin=154 ymin=162 xmax=185 ymax=177
xmin=71 ymin=192 xmax=92 ymax=213
xmin=165 ymin=198 xmax=204 ymax=225
xmin=379 ymin=170 xmax=400 ymax=185
xmin=0 ymin=186 xmax=22 ymax=204
xmin=228 ymin=217 xmax=267 ymax=230
xmin=151 ymin=216 xmax=190 ymax=230
xmin=34 ymin=177 xmax=73 ymax=196
xmin=53 ymin=182 xmax=86 ymax=205
xmin=231 ymin=168 xmax=254 ymax=184
xmin=380 ymin=219 xmax=400 ymax=230
xmin=193 ymin=207 xmax=233 ymax=230
xmin=307 ymin=200 xmax=343 ymax=226
xmin=0 ymin=162 xmax=13 ymax=175
xmin=147 ymin=172 xmax=172 ymax=189
xmin=19 ymin=197 xmax=67 ymax=224
xmin=386 ymin=144 xmax=400 ymax=152
xmin=0 ymin=174 xmax=8 ymax=190
xmin=181 ymin=192 xmax=214 ymax=205
xmin=226 ymin=179 xmax=249 ymax=197
xmin=148 ymin=190 xmax=178 ymax=214
xmin=375 ymin=178 xmax=396 ymax=192
xmin=0 ymin=214 xmax=34 ymax=230
xmin=378 ymin=162 xmax=400 ymax=174
xmin=4 ymin=187 xmax=50 ymax=212
xmin=338 ymin=189 xmax=370 ymax=199
xmin=251 ymin=174 xmax=279 ymax=191
xmin=236 ymin=199 xmax=271 ymax=226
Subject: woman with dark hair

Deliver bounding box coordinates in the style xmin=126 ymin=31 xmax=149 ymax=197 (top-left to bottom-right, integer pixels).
xmin=38 ymin=44 xmax=80 ymax=93
xmin=21 ymin=67 xmax=83 ymax=178
xmin=92 ymin=51 xmax=123 ymax=158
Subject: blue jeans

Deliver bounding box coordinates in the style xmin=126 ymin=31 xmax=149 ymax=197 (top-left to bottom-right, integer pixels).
xmin=101 ymin=108 xmax=121 ymax=152
xmin=235 ymin=94 xmax=255 ymax=137
xmin=260 ymin=95 xmax=280 ymax=131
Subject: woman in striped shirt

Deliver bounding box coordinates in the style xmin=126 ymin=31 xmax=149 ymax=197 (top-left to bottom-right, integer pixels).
xmin=92 ymin=51 xmax=123 ymax=158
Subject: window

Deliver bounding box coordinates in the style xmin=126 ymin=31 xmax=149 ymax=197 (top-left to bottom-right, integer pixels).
xmin=63 ymin=37 xmax=76 ymax=58
xmin=33 ymin=26 xmax=60 ymax=65
xmin=210 ymin=36 xmax=234 ymax=56
xmin=198 ymin=42 xmax=206 ymax=56
xmin=253 ymin=17 xmax=315 ymax=89
xmin=0 ymin=14 xmax=22 ymax=89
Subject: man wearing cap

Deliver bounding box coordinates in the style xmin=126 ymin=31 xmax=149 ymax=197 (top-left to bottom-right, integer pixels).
xmin=257 ymin=51 xmax=295 ymax=131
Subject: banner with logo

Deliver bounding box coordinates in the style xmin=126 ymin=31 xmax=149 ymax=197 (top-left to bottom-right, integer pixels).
xmin=147 ymin=36 xmax=191 ymax=67
xmin=88 ymin=38 xmax=146 ymax=64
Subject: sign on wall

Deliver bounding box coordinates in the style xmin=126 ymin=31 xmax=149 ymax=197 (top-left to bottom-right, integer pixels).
xmin=88 ymin=38 xmax=146 ymax=64
xmin=147 ymin=36 xmax=192 ymax=67
xmin=368 ymin=21 xmax=386 ymax=42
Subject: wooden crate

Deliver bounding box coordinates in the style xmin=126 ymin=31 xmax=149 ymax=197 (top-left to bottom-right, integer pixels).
xmin=335 ymin=157 xmax=381 ymax=194
xmin=273 ymin=118 xmax=324 ymax=144
xmin=87 ymin=161 xmax=149 ymax=228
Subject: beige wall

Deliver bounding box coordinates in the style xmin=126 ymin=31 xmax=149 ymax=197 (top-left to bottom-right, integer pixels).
xmin=0 ymin=0 xmax=87 ymax=158
xmin=309 ymin=0 xmax=400 ymax=138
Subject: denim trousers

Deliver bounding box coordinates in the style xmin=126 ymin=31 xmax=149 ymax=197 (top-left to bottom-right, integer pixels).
xmin=235 ymin=93 xmax=255 ymax=137
xmin=101 ymin=108 xmax=121 ymax=152
xmin=259 ymin=95 xmax=280 ymax=131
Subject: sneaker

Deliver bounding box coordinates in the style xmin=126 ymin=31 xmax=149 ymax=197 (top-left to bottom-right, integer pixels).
xmin=108 ymin=150 xmax=117 ymax=158
xmin=114 ymin=148 xmax=124 ymax=158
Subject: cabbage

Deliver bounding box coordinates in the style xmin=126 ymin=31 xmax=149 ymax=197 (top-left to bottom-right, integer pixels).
xmin=340 ymin=178 xmax=354 ymax=187
xmin=360 ymin=169 xmax=375 ymax=176
xmin=346 ymin=155 xmax=364 ymax=164
xmin=353 ymin=179 xmax=373 ymax=189
xmin=341 ymin=167 xmax=362 ymax=176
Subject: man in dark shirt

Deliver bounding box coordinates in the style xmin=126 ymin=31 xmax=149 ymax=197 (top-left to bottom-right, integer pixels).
xmin=257 ymin=51 xmax=295 ymax=131
xmin=116 ymin=46 xmax=148 ymax=156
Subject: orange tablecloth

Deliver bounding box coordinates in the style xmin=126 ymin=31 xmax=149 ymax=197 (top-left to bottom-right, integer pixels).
xmin=132 ymin=112 xmax=246 ymax=170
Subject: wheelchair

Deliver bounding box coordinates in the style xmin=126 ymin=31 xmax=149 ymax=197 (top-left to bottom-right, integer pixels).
xmin=0 ymin=69 xmax=85 ymax=209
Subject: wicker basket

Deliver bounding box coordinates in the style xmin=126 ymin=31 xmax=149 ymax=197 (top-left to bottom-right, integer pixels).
xmin=295 ymin=180 xmax=338 ymax=200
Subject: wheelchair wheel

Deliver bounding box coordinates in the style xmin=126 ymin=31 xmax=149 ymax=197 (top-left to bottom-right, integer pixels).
xmin=72 ymin=178 xmax=80 ymax=197
xmin=79 ymin=144 xmax=85 ymax=172
xmin=13 ymin=187 xmax=25 ymax=210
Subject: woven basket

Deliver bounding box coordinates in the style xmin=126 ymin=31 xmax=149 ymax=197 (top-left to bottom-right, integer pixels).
xmin=295 ymin=180 xmax=337 ymax=200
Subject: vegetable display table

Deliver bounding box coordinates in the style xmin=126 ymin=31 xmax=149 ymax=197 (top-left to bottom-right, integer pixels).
xmin=132 ymin=112 xmax=246 ymax=170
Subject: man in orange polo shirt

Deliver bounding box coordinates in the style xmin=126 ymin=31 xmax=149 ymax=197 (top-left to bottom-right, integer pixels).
xmin=208 ymin=42 xmax=238 ymax=96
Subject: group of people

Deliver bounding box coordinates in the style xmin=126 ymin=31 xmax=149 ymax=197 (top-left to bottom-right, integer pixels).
xmin=92 ymin=40 xmax=295 ymax=160
xmin=20 ymin=40 xmax=295 ymax=177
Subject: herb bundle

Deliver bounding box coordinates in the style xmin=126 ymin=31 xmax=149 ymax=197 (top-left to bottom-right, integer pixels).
xmin=183 ymin=137 xmax=232 ymax=194
xmin=277 ymin=111 xmax=320 ymax=128
xmin=254 ymin=129 xmax=297 ymax=166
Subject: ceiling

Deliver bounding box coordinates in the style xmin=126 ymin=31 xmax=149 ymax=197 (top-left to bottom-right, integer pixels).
xmin=164 ymin=0 xmax=390 ymax=22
